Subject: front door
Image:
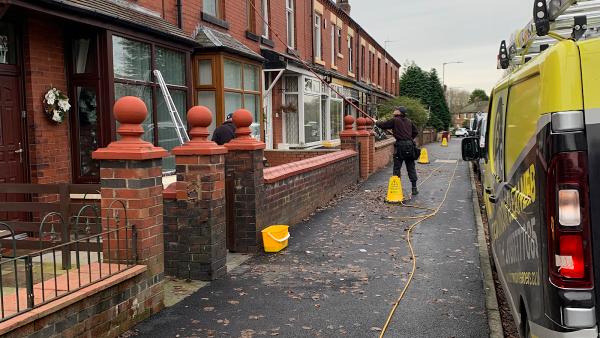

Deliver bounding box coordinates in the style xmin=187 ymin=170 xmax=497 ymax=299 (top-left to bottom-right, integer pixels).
xmin=0 ymin=20 xmax=26 ymax=220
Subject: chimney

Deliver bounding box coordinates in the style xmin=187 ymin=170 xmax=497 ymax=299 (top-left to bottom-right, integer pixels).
xmin=337 ymin=0 xmax=351 ymax=15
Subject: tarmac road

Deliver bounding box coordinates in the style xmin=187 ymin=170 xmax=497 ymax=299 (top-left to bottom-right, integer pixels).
xmin=130 ymin=138 xmax=490 ymax=337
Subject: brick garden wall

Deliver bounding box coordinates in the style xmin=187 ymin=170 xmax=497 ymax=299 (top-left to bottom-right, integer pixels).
xmin=264 ymin=149 xmax=339 ymax=167
xmin=260 ymin=150 xmax=358 ymax=232
xmin=1 ymin=266 xmax=161 ymax=338
xmin=373 ymin=138 xmax=395 ymax=173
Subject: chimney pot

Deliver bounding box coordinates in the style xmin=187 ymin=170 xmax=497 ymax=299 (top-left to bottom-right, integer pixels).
xmin=336 ymin=0 xmax=351 ymax=15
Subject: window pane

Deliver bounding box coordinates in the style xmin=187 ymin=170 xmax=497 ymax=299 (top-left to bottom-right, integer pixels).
xmin=72 ymin=38 xmax=96 ymax=74
xmin=75 ymin=87 xmax=100 ymax=177
xmin=112 ymin=36 xmax=151 ymax=81
xmin=321 ymin=95 xmax=327 ymax=140
xmin=287 ymin=12 xmax=294 ymax=48
xmin=198 ymin=59 xmax=213 ymax=85
xmin=330 ymin=100 xmax=343 ymax=140
xmin=114 ymin=83 xmax=154 ymax=143
xmin=225 ymin=92 xmax=243 ymax=117
xmin=243 ymin=65 xmax=259 ymax=91
xmin=224 ymin=59 xmax=242 ymax=89
xmin=197 ymin=91 xmax=217 ymax=134
xmin=244 ymin=94 xmax=261 ymax=139
xmin=284 ymin=94 xmax=299 ymax=144
xmin=284 ymin=76 xmax=298 ymax=92
xmin=203 ymin=0 xmax=218 ymax=16
xmin=304 ymin=95 xmax=321 ymax=144
xmin=156 ymin=47 xmax=185 ymax=86
xmin=0 ymin=22 xmax=16 ymax=65
xmin=157 ymin=90 xmax=187 ymax=172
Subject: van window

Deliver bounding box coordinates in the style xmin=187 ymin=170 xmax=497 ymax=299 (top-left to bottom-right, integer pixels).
xmin=505 ymin=76 xmax=541 ymax=180
xmin=487 ymin=89 xmax=508 ymax=182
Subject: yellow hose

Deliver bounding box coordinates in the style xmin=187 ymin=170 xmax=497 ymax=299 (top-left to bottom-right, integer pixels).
xmin=379 ymin=161 xmax=460 ymax=338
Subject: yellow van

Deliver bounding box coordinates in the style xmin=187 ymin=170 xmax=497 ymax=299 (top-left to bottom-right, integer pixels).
xmin=462 ymin=1 xmax=600 ymax=337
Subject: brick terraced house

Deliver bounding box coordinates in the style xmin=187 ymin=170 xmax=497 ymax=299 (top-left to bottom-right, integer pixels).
xmin=0 ymin=0 xmax=400 ymax=187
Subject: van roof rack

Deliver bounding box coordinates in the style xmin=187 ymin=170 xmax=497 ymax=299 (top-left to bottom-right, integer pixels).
xmin=499 ymin=0 xmax=600 ymax=70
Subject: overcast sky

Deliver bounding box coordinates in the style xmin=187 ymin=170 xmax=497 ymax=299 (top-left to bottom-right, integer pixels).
xmin=350 ymin=0 xmax=532 ymax=93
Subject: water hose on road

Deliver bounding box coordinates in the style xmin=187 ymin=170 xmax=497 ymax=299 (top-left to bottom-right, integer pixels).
xmin=379 ymin=161 xmax=460 ymax=338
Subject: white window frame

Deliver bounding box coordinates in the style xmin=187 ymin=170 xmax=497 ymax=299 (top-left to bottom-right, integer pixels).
xmin=286 ymin=0 xmax=295 ymax=49
xmin=314 ymin=13 xmax=322 ymax=60
xmin=262 ymin=0 xmax=269 ymax=38
xmin=331 ymin=25 xmax=335 ymax=66
xmin=348 ymin=35 xmax=353 ymax=72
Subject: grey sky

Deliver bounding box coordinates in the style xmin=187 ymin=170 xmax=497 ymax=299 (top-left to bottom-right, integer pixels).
xmin=350 ymin=0 xmax=532 ymax=93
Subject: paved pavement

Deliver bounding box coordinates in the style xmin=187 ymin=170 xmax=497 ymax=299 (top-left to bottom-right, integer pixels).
xmin=130 ymin=138 xmax=489 ymax=337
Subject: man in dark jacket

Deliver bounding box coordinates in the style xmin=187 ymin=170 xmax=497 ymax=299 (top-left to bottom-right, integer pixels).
xmin=212 ymin=113 xmax=236 ymax=145
xmin=376 ymin=106 xmax=420 ymax=195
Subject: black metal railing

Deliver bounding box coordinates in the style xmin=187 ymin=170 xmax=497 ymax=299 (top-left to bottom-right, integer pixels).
xmin=0 ymin=202 xmax=137 ymax=322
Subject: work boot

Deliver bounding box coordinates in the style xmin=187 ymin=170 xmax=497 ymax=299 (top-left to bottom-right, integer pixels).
xmin=412 ymin=187 xmax=419 ymax=196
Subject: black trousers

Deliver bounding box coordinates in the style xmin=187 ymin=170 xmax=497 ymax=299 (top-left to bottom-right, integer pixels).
xmin=394 ymin=150 xmax=418 ymax=187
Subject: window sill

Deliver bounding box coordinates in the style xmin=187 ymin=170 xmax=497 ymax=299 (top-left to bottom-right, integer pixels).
xmin=246 ymin=31 xmax=260 ymax=42
xmin=202 ymin=12 xmax=230 ymax=30
xmin=261 ymin=36 xmax=275 ymax=48
xmin=337 ymin=53 xmax=344 ymax=59
xmin=331 ymin=65 xmax=338 ymax=70
xmin=314 ymin=58 xmax=326 ymax=66
xmin=348 ymin=71 xmax=355 ymax=78
xmin=286 ymin=47 xmax=297 ymax=56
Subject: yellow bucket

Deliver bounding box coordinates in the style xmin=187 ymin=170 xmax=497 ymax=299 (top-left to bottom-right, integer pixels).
xmin=261 ymin=225 xmax=290 ymax=253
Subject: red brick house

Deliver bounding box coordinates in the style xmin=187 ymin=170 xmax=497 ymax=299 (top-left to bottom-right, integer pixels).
xmin=0 ymin=0 xmax=400 ymax=187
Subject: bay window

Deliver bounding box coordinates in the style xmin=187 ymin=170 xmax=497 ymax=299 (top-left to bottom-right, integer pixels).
xmin=112 ymin=35 xmax=188 ymax=174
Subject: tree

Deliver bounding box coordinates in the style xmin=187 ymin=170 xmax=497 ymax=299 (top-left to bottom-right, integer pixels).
xmin=399 ymin=62 xmax=430 ymax=104
xmin=378 ymin=96 xmax=429 ymax=129
xmin=469 ymin=89 xmax=489 ymax=104
xmin=426 ymin=69 xmax=451 ymax=131
xmin=446 ymin=88 xmax=471 ymax=128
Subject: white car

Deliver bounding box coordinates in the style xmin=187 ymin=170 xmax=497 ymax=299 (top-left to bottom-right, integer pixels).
xmin=454 ymin=128 xmax=469 ymax=137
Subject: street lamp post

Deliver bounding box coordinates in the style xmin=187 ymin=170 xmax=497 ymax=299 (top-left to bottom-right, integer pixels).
xmin=442 ymin=61 xmax=463 ymax=90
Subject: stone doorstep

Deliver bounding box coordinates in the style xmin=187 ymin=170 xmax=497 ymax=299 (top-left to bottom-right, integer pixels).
xmin=0 ymin=265 xmax=147 ymax=336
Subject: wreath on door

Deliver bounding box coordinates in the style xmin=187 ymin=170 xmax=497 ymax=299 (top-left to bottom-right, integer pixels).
xmin=43 ymin=87 xmax=71 ymax=124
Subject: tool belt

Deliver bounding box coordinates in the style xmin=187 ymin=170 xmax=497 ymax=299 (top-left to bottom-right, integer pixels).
xmin=395 ymin=140 xmax=421 ymax=161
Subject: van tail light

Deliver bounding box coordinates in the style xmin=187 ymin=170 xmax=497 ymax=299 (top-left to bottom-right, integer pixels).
xmin=547 ymin=152 xmax=593 ymax=289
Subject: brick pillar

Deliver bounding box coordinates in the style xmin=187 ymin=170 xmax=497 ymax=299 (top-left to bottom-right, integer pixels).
xmin=367 ymin=118 xmax=376 ymax=174
xmin=168 ymin=106 xmax=228 ymax=280
xmin=340 ymin=115 xmax=358 ymax=151
xmin=356 ymin=117 xmax=371 ymax=179
xmin=224 ymin=109 xmax=266 ymax=253
xmin=93 ymin=97 xmax=168 ymax=311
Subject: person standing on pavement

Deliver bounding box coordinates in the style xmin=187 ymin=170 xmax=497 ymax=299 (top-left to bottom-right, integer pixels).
xmin=376 ymin=106 xmax=420 ymax=195
xmin=212 ymin=113 xmax=236 ymax=145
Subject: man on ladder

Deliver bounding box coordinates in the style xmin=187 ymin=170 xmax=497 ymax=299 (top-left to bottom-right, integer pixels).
xmin=376 ymin=106 xmax=420 ymax=196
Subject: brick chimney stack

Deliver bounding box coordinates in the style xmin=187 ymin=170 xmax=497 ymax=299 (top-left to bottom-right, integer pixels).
xmin=337 ymin=0 xmax=351 ymax=15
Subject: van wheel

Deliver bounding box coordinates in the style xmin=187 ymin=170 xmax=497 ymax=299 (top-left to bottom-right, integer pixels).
xmin=521 ymin=309 xmax=531 ymax=338
xmin=524 ymin=321 xmax=531 ymax=338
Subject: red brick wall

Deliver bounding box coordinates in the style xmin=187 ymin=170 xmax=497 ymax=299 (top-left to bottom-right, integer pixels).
xmin=373 ymin=138 xmax=395 ymax=173
xmin=23 ymin=16 xmax=71 ymax=186
xmin=264 ymin=149 xmax=338 ymax=167
xmin=260 ymin=151 xmax=358 ymax=231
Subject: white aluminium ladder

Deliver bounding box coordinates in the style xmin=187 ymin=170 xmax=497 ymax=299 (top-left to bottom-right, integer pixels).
xmin=153 ymin=70 xmax=190 ymax=145
xmin=500 ymin=0 xmax=600 ymax=69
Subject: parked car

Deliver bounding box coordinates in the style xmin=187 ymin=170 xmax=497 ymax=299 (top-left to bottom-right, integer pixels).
xmin=454 ymin=128 xmax=469 ymax=137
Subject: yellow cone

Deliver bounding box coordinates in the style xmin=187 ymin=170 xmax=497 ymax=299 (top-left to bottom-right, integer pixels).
xmin=441 ymin=138 xmax=448 ymax=147
xmin=418 ymin=148 xmax=430 ymax=164
xmin=386 ymin=175 xmax=404 ymax=203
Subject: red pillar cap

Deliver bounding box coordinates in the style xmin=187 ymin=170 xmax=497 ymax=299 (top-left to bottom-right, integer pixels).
xmin=340 ymin=115 xmax=358 ymax=137
xmin=93 ymin=96 xmax=168 ymax=160
xmin=224 ymin=109 xmax=266 ymax=151
xmin=356 ymin=117 xmax=370 ymax=137
xmin=172 ymin=106 xmax=227 ymax=156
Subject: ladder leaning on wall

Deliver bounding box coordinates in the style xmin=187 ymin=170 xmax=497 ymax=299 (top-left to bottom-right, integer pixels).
xmin=153 ymin=69 xmax=190 ymax=146
xmin=499 ymin=0 xmax=600 ymax=70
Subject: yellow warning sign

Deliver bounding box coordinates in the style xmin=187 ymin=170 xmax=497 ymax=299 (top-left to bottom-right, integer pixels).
xmin=441 ymin=138 xmax=448 ymax=147
xmin=386 ymin=176 xmax=404 ymax=203
xmin=418 ymin=148 xmax=430 ymax=164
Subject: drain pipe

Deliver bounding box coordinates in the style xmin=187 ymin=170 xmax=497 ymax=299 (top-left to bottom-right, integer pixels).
xmin=177 ymin=0 xmax=183 ymax=29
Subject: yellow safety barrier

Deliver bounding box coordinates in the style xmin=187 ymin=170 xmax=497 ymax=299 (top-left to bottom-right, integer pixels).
xmin=386 ymin=176 xmax=404 ymax=203
xmin=418 ymin=148 xmax=430 ymax=164
xmin=261 ymin=225 xmax=290 ymax=253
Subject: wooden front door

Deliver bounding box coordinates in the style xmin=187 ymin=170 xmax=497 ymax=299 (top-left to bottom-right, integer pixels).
xmin=0 ymin=74 xmax=24 ymax=185
xmin=0 ymin=20 xmax=26 ymax=220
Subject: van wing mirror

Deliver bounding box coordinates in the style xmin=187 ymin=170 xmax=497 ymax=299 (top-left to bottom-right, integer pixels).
xmin=462 ymin=137 xmax=482 ymax=161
